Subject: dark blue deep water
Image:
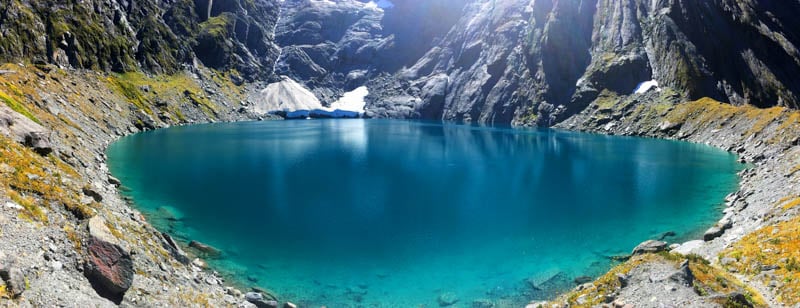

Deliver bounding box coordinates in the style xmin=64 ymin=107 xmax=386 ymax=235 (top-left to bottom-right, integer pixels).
xmin=106 ymin=119 xmax=742 ymax=307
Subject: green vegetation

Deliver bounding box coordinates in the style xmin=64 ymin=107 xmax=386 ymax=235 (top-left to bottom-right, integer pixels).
xmin=0 ymin=135 xmax=93 ymax=223
xmin=0 ymin=90 xmax=40 ymax=124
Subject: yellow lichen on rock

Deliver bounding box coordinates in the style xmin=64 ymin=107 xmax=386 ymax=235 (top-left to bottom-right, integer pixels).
xmin=722 ymin=217 xmax=800 ymax=305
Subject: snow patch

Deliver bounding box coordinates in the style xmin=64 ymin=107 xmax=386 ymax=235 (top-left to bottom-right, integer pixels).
xmin=253 ymin=77 xmax=323 ymax=114
xmin=252 ymin=77 xmax=367 ymax=119
xmin=633 ymin=80 xmax=660 ymax=94
xmin=328 ymin=86 xmax=369 ymax=113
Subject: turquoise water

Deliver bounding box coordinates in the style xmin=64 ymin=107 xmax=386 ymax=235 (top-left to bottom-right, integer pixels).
xmin=106 ymin=119 xmax=742 ymax=307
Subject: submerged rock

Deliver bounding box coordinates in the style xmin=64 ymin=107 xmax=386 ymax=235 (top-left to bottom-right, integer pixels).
xmin=471 ymin=299 xmax=494 ymax=308
xmin=85 ymin=217 xmax=134 ymax=302
xmin=573 ymin=276 xmax=593 ymax=285
xmin=632 ymin=240 xmax=667 ymax=255
xmin=189 ymin=240 xmax=222 ymax=257
xmin=437 ymin=292 xmax=459 ymax=306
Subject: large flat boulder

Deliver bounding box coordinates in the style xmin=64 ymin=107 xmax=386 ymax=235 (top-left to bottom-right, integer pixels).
xmin=85 ymin=217 xmax=133 ymax=302
xmin=0 ymin=103 xmax=52 ymax=155
xmin=632 ymin=240 xmax=668 ymax=255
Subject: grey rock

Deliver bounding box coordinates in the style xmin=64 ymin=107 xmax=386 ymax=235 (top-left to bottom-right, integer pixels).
xmin=0 ymin=103 xmax=52 ymax=155
xmin=573 ymin=275 xmax=593 ymax=285
xmin=107 ymin=175 xmax=121 ymax=187
xmin=721 ymin=257 xmax=737 ymax=266
xmin=671 ymin=240 xmax=705 ymax=255
xmin=160 ymin=233 xmax=190 ymax=264
xmin=668 ymin=261 xmax=694 ymax=287
xmin=704 ymin=226 xmax=725 ymax=241
xmin=82 ymin=187 xmax=103 ymax=202
xmin=632 ymin=240 xmax=668 ymax=255
xmin=617 ymin=273 xmax=629 ymax=288
xmin=0 ymin=261 xmax=26 ymax=298
xmin=244 ymin=292 xmax=278 ymax=308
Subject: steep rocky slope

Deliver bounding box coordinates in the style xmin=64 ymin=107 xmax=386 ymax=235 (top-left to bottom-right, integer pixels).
xmin=365 ymin=0 xmax=800 ymax=126
xmin=0 ymin=0 xmax=280 ymax=79
xmin=274 ymin=0 xmax=467 ymax=104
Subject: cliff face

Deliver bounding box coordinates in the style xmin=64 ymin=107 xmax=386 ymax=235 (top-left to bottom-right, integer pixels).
xmin=2 ymin=0 xmax=798 ymax=125
xmin=0 ymin=0 xmax=280 ymax=79
xmin=274 ymin=0 xmax=467 ymax=104
xmin=365 ymin=0 xmax=800 ymax=126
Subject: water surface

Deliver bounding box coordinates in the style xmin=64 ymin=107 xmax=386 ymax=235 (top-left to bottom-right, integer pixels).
xmin=107 ymin=119 xmax=742 ymax=307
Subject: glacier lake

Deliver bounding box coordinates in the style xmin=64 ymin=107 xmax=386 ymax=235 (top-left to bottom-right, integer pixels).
xmin=106 ymin=119 xmax=742 ymax=307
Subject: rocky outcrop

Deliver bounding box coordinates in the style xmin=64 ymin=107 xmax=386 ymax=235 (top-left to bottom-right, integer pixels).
xmin=631 ymin=240 xmax=667 ymax=255
xmin=274 ymin=0 xmax=466 ymax=104
xmin=0 ymin=0 xmax=280 ymax=79
xmin=0 ymin=104 xmax=52 ymax=155
xmin=84 ymin=216 xmax=133 ymax=303
xmin=364 ymin=0 xmax=800 ymax=125
xmin=0 ymin=256 xmax=27 ymax=298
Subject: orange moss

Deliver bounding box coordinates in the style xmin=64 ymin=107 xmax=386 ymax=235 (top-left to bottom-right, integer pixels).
xmin=723 ymin=216 xmax=800 ymax=305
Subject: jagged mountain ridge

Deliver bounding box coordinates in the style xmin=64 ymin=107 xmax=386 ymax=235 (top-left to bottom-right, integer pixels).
xmin=0 ymin=0 xmax=281 ymax=80
xmin=1 ymin=0 xmax=799 ymax=125
xmin=365 ymin=0 xmax=800 ymax=125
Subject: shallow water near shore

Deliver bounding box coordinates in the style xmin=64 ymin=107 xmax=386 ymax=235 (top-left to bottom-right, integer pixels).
xmin=107 ymin=119 xmax=742 ymax=307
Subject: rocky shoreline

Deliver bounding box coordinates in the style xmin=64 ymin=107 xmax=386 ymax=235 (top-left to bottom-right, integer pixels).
xmin=535 ymin=93 xmax=800 ymax=307
xmin=0 ymin=62 xmax=291 ymax=307
xmin=1 ymin=61 xmax=799 ymax=307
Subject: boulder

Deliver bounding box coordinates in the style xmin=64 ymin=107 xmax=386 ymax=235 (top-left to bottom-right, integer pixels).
xmin=82 ymin=187 xmax=103 ymax=202
xmin=0 ymin=103 xmax=52 ymax=155
xmin=191 ymin=258 xmax=207 ymax=269
xmin=107 ymin=175 xmax=122 ymax=187
xmin=671 ymin=240 xmax=705 ymax=255
xmin=632 ymin=240 xmax=667 ymax=255
xmin=668 ymin=260 xmax=694 ymax=286
xmin=573 ymin=276 xmax=593 ymax=284
xmin=160 ymin=232 xmax=190 ymax=264
xmin=85 ymin=217 xmax=133 ymax=302
xmin=132 ymin=109 xmax=157 ymax=130
xmin=0 ymin=259 xmax=26 ymax=298
xmin=704 ymin=226 xmax=724 ymax=241
xmin=244 ymin=292 xmax=279 ymax=308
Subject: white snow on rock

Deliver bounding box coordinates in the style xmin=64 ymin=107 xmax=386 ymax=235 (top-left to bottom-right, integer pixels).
xmin=633 ymin=80 xmax=660 ymax=94
xmin=251 ymin=77 xmax=323 ymax=114
xmin=252 ymin=77 xmax=367 ymax=119
xmin=328 ymin=86 xmax=369 ymax=114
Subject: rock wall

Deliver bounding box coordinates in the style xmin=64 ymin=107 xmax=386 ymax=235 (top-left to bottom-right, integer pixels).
xmin=364 ymin=0 xmax=800 ymax=126
xmin=0 ymin=0 xmax=280 ymax=79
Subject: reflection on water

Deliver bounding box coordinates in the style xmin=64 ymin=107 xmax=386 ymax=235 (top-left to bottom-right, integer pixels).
xmin=107 ymin=119 xmax=742 ymax=307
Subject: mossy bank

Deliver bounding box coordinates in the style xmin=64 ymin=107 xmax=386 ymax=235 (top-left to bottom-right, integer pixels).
xmin=0 ymin=61 xmax=276 ymax=307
